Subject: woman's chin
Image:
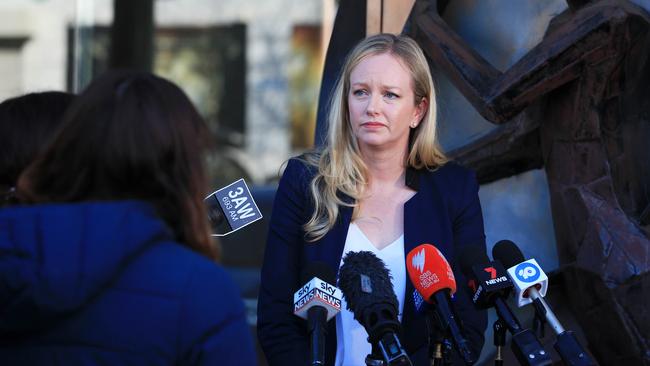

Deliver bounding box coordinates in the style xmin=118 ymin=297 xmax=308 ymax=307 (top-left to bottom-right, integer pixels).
xmin=357 ymin=137 xmax=386 ymax=147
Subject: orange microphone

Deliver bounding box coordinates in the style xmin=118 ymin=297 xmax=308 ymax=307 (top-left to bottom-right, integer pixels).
xmin=406 ymin=243 xmax=456 ymax=297
xmin=406 ymin=244 xmax=477 ymax=365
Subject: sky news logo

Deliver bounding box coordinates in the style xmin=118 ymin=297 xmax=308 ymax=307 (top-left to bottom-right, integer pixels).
xmin=293 ymin=287 xmax=341 ymax=312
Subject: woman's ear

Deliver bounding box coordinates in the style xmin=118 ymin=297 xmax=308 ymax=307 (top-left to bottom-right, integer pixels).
xmin=414 ymin=97 xmax=428 ymax=124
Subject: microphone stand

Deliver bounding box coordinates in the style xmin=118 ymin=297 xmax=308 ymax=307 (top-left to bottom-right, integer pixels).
xmin=493 ymin=318 xmax=506 ymax=366
xmin=425 ymin=308 xmax=451 ymax=366
xmin=529 ymin=293 xmax=597 ymax=366
xmin=493 ymin=299 xmax=552 ymax=366
xmin=365 ymin=347 xmax=386 ymax=366
xmin=364 ymin=333 xmax=412 ymax=366
xmin=432 ymin=339 xmax=446 ymax=366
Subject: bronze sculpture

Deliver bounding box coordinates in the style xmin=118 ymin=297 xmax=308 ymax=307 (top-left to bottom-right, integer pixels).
xmin=408 ymin=0 xmax=650 ymax=364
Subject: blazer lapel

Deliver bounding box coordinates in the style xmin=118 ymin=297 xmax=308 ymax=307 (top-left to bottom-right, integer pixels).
xmin=402 ymin=168 xmax=450 ymax=353
xmin=315 ymin=198 xmax=353 ymax=366
xmin=314 ymin=200 xmax=353 ymax=272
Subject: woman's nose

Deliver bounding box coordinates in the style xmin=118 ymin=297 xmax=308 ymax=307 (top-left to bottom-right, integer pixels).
xmin=366 ymin=94 xmax=381 ymax=116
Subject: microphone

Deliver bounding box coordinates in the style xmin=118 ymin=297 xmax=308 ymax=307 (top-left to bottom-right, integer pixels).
xmin=492 ymin=240 xmax=597 ymax=366
xmin=338 ymin=251 xmax=412 ymax=366
xmin=491 ymin=241 xmax=551 ymax=323
xmin=204 ymin=178 xmax=263 ymax=236
xmin=293 ymin=262 xmax=342 ymax=366
xmin=412 ymin=290 xmax=450 ymax=366
xmin=406 ymin=244 xmax=477 ymax=365
xmin=458 ymin=246 xmax=552 ymax=366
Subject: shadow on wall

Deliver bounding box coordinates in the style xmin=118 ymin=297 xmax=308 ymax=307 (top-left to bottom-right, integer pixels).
xmin=480 ymin=169 xmax=558 ymax=272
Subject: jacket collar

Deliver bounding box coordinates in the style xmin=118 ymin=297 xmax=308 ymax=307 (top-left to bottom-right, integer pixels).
xmin=337 ymin=166 xmax=421 ymax=204
xmin=405 ymin=166 xmax=420 ymax=191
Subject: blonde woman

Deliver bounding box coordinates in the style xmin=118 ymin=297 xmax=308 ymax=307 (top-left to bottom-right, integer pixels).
xmin=258 ymin=34 xmax=487 ymax=366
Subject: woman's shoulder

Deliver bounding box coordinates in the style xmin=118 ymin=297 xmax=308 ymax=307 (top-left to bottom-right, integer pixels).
xmin=120 ymin=240 xmax=239 ymax=297
xmin=174 ymin=248 xmax=244 ymax=311
xmin=136 ymin=244 xmax=253 ymax=360
xmin=424 ymin=161 xmax=477 ymax=185
xmin=280 ymin=152 xmax=320 ymax=185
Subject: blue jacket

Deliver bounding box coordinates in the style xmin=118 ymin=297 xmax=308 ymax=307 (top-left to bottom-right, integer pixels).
xmin=258 ymin=158 xmax=487 ymax=366
xmin=0 ymin=201 xmax=256 ymax=366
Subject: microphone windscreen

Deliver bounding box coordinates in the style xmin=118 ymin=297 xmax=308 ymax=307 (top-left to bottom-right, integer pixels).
xmin=492 ymin=240 xmax=525 ymax=268
xmin=406 ymin=244 xmax=457 ymax=299
xmin=301 ymin=261 xmax=336 ymax=285
xmin=458 ymin=245 xmax=490 ymax=277
xmin=338 ymin=251 xmax=398 ymax=318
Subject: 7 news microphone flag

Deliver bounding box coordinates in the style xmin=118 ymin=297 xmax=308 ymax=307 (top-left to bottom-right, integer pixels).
xmin=458 ymin=246 xmax=552 ymax=366
xmin=492 ymin=240 xmax=597 ymax=366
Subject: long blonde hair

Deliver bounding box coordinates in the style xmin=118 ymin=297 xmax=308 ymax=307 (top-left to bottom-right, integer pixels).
xmin=303 ymin=33 xmax=447 ymax=241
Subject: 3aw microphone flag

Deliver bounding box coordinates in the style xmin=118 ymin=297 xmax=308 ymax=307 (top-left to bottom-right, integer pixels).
xmin=204 ymin=178 xmax=263 ymax=236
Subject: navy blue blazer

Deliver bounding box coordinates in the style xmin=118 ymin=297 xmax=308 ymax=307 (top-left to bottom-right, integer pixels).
xmin=258 ymin=158 xmax=487 ymax=366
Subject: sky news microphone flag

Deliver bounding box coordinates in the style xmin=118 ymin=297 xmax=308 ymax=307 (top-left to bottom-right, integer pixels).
xmin=294 ymin=262 xmax=342 ymax=366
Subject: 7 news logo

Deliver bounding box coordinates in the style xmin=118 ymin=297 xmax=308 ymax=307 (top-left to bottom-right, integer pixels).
xmin=482 ymin=266 xmax=508 ymax=285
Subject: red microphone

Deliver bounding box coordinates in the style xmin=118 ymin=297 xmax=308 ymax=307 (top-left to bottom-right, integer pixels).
xmin=406 ymin=244 xmax=456 ymax=296
xmin=406 ymin=244 xmax=476 ymax=365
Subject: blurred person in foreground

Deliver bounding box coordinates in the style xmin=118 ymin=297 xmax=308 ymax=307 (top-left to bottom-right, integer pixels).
xmin=0 ymin=91 xmax=74 ymax=206
xmin=257 ymin=34 xmax=487 ymax=365
xmin=0 ymin=71 xmax=256 ymax=366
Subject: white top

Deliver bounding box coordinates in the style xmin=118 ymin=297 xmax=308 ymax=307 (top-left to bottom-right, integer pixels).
xmin=334 ymin=223 xmax=406 ymax=366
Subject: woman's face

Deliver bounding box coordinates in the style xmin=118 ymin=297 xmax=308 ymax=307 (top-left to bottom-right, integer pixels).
xmin=348 ymin=52 xmax=426 ymax=152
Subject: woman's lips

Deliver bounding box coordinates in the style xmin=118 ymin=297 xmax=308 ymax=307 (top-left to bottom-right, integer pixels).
xmin=361 ymin=122 xmax=385 ymax=128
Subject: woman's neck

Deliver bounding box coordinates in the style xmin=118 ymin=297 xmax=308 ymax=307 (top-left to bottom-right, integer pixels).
xmin=360 ymin=146 xmax=407 ymax=186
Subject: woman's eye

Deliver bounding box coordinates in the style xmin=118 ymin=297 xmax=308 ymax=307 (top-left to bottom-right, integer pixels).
xmin=352 ymin=89 xmax=367 ymax=96
xmin=385 ymin=92 xmax=399 ymax=99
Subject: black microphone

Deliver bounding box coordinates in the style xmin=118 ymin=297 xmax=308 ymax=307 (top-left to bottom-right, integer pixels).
xmin=458 ymin=246 xmax=552 ymax=366
xmin=293 ymin=262 xmax=342 ymax=366
xmin=338 ymin=251 xmax=412 ymax=366
xmin=493 ymin=240 xmax=597 ymax=366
